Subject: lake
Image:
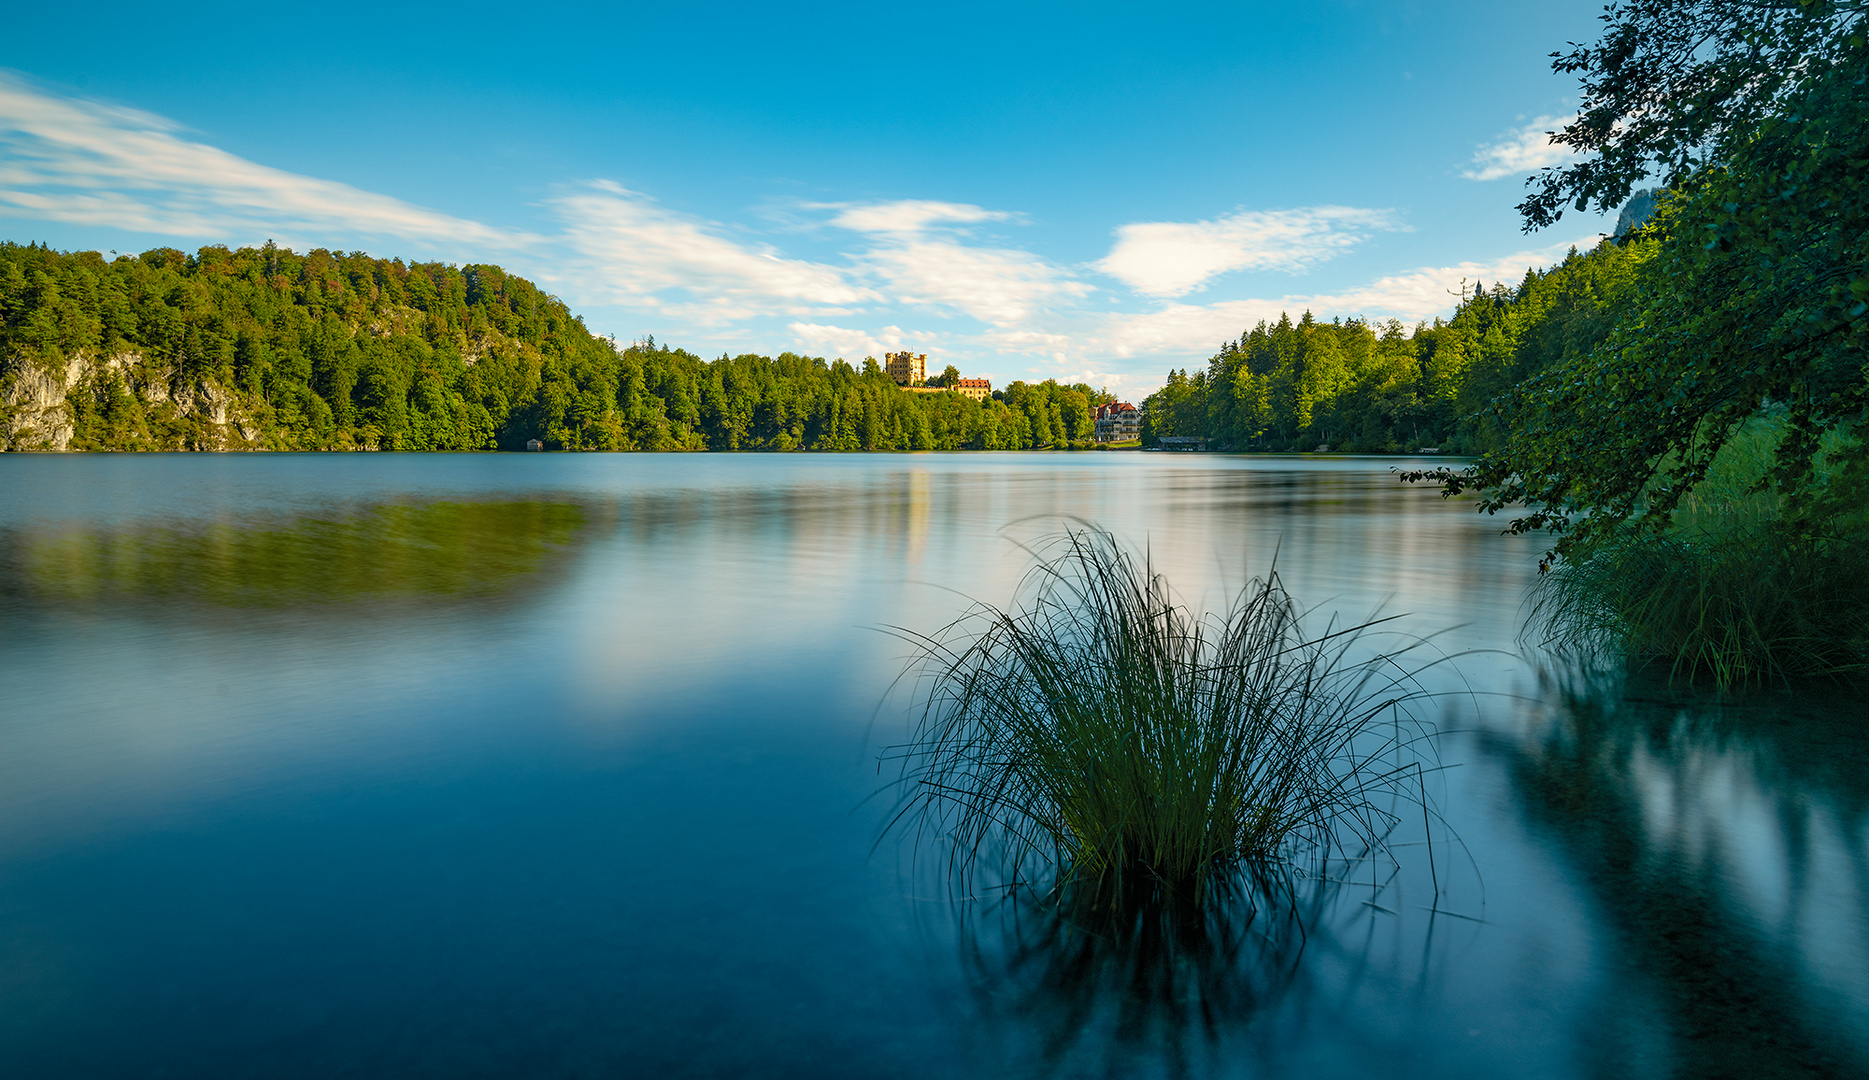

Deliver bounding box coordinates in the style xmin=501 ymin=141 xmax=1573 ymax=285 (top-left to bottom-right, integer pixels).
xmin=1 ymin=452 xmax=1864 ymax=1078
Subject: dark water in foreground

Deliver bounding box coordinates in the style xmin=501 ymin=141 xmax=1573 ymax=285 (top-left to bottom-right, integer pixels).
xmin=0 ymin=453 xmax=1864 ymax=1079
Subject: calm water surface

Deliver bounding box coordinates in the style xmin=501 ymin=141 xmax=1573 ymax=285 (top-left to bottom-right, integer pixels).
xmin=1 ymin=453 xmax=1864 ymax=1078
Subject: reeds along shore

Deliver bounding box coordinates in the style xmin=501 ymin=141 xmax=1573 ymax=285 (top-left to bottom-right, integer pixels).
xmin=887 ymin=529 xmax=1439 ymax=912
xmin=1532 ymin=422 xmax=1869 ymax=693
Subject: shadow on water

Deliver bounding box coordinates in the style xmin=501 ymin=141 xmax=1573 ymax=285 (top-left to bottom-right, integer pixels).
xmin=934 ymin=852 xmax=1412 ymax=1080
xmin=1481 ymin=673 xmax=1869 ymax=1079
xmin=0 ymin=500 xmax=590 ymax=609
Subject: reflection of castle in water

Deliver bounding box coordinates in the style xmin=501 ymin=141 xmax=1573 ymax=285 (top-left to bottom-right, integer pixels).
xmin=1485 ymin=679 xmax=1869 ymax=1077
xmin=904 ymin=469 xmax=928 ymax=566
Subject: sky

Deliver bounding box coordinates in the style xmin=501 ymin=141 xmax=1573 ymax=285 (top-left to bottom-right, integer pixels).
xmin=0 ymin=0 xmax=1617 ymax=399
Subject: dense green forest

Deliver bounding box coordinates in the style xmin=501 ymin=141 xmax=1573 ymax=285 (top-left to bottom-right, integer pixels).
xmin=2 ymin=231 xmax=1650 ymax=459
xmin=0 ymin=242 xmax=1106 ymax=452
xmin=1140 ymin=237 xmax=1651 ymax=454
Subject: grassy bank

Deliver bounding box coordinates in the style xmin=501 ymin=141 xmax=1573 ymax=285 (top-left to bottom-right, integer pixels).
xmin=1532 ymin=422 xmax=1869 ymax=692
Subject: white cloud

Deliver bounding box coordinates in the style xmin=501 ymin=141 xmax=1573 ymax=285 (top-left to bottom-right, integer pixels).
xmin=978 ymin=329 xmax=1074 ymax=361
xmin=818 ymin=200 xmax=1090 ymax=328
xmin=827 ymin=199 xmax=1011 ymax=235
xmin=550 ymin=182 xmax=877 ymax=319
xmin=0 ymin=70 xmax=522 ymax=250
xmin=1088 ymin=239 xmax=1589 ymax=358
xmin=1082 ymin=300 xmax=1288 ymax=360
xmin=787 ymin=322 xmax=911 ymax=360
xmin=859 ymin=240 xmax=1093 ymax=327
xmin=1312 ymin=243 xmax=1583 ymax=316
xmin=0 ymin=75 xmax=878 ymax=324
xmin=1097 ymin=206 xmax=1399 ymax=298
xmin=1056 ymin=366 xmax=1149 ymax=398
xmin=1465 ymin=115 xmax=1580 ymax=181
xmin=812 ymin=199 xmax=1090 ymax=328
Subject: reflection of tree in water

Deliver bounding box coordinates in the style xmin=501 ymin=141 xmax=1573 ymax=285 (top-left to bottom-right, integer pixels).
xmin=953 ymin=865 xmax=1353 ymax=1079
xmin=4 ymin=500 xmax=589 ymax=607
xmin=1485 ymin=677 xmax=1869 ymax=1079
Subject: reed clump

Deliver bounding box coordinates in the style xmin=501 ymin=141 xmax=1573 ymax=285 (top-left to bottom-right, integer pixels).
xmin=888 ymin=529 xmax=1433 ymax=909
xmin=1532 ymin=423 xmax=1869 ymax=692
xmin=1532 ymin=526 xmax=1869 ymax=692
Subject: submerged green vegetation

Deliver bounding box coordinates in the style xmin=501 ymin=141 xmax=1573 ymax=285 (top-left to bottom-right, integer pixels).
xmin=889 ymin=530 xmax=1434 ymax=912
xmin=10 ymin=500 xmax=587 ymax=605
xmin=0 ymin=242 xmax=1106 ymax=452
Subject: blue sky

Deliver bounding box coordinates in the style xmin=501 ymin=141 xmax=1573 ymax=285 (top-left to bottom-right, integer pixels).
xmin=0 ymin=1 xmax=1615 ymax=398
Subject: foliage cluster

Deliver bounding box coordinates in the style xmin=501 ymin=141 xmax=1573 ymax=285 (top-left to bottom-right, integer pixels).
xmin=1142 ymin=2 xmax=1869 ymax=690
xmin=0 ymin=242 xmax=1103 ymax=452
xmin=1534 ymin=525 xmax=1869 ymax=691
xmin=1392 ymin=1 xmax=1869 ymax=691
xmin=1424 ymin=1 xmax=1869 ymax=561
xmin=1521 ymin=0 xmax=1869 ymax=229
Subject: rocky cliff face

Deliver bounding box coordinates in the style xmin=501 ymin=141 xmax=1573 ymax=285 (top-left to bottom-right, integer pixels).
xmin=1 ymin=355 xmax=80 ymax=450
xmin=2 ymin=351 xmax=262 ymax=451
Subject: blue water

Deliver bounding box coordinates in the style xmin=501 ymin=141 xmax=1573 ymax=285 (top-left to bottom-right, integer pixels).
xmin=1 ymin=452 xmax=1864 ymax=1078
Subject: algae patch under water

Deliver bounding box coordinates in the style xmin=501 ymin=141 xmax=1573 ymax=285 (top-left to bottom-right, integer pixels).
xmin=9 ymin=500 xmax=588 ymax=607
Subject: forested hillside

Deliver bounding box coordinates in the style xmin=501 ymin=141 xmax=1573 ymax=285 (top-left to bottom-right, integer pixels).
xmin=1142 ymin=237 xmax=1652 ymax=453
xmin=0 ymin=242 xmax=1104 ymax=452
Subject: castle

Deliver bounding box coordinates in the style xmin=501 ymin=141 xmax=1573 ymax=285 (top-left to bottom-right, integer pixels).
xmin=884 ymin=351 xmax=926 ymax=386
xmin=887 ymin=351 xmax=992 ymax=401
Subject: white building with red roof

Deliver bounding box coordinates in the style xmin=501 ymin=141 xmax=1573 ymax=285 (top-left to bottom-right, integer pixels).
xmin=1093 ymin=402 xmax=1140 ymax=442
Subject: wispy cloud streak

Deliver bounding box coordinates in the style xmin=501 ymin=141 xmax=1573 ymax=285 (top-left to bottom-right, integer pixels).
xmin=0 ymin=70 xmax=521 ymax=249
xmin=787 ymin=321 xmax=932 ymax=360
xmin=1464 ymin=115 xmax=1580 ymax=181
xmin=1097 ymin=206 xmax=1399 ymax=297
xmin=812 ymin=200 xmax=1091 ymax=327
xmin=551 ymin=182 xmax=876 ymax=320
xmin=827 ymin=200 xmax=1011 ymax=235
xmin=858 ymin=241 xmax=1093 ymax=327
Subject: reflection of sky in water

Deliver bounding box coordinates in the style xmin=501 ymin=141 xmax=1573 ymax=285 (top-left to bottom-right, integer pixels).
xmin=0 ymin=452 xmax=1862 ymax=1078
xmin=1482 ymin=685 xmax=1869 ymax=1076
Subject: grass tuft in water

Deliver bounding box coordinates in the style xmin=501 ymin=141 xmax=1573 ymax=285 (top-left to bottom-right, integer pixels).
xmin=886 ymin=528 xmax=1436 ymax=910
